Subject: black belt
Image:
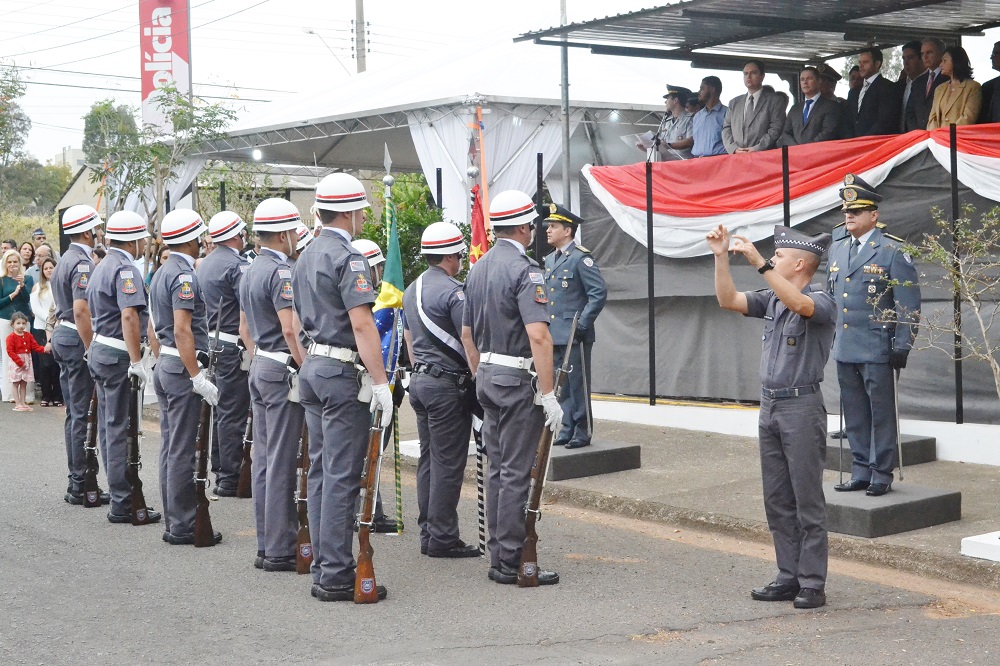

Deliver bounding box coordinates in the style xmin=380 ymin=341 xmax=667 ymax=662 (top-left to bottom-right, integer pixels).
xmin=761 ymin=384 xmax=819 ymax=399
xmin=413 ymin=362 xmax=471 ymax=388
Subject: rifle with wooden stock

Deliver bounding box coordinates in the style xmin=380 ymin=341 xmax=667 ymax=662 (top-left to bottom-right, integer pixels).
xmin=518 ymin=312 xmax=579 ymax=587
xmin=235 ymin=407 xmax=253 ymax=498
xmin=295 ymin=422 xmax=312 ymax=574
xmin=355 ymin=408 xmax=384 ymax=603
xmin=82 ymin=387 xmax=101 ymax=508
xmin=193 ymin=300 xmax=223 ymax=548
xmin=127 ymin=374 xmax=153 ymax=525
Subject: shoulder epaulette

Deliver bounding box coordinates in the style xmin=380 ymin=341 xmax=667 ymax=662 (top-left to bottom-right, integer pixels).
xmin=832 ymin=221 xmax=845 ymax=229
xmin=876 ymin=222 xmax=887 ymax=229
xmin=576 ymin=245 xmax=591 ymax=254
xmin=884 ymin=233 xmax=905 ymax=243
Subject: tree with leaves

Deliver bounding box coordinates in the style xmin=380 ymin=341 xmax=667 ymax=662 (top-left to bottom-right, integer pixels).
xmin=196 ymin=161 xmax=282 ymax=225
xmin=841 ymin=46 xmax=904 ymax=84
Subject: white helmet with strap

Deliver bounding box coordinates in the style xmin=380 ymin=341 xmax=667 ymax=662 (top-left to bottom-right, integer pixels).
xmin=253 ymin=198 xmax=301 ymax=233
xmin=421 ymin=221 xmax=467 ymax=255
xmin=208 ymin=211 xmax=247 ymax=242
xmin=105 ymin=211 xmax=149 ymax=242
xmin=160 ymin=209 xmax=206 ymax=245
xmin=351 ymin=239 xmax=384 ymax=267
xmin=61 ymin=204 xmax=104 ymax=235
xmin=315 ymin=173 xmax=370 ymax=212
xmin=489 ymin=190 xmax=537 ymax=227
xmin=295 ymin=223 xmax=313 ymax=252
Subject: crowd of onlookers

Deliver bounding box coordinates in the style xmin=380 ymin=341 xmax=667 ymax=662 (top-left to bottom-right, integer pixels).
xmin=646 ymin=38 xmax=1000 ymax=160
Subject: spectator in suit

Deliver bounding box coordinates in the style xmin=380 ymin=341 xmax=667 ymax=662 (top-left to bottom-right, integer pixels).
xmin=905 ymin=38 xmax=948 ymax=131
xmin=779 ymin=67 xmax=840 ymax=146
xmin=691 ymin=76 xmax=727 ymax=158
xmin=847 ymin=48 xmax=901 ymax=137
xmin=722 ymin=60 xmax=786 ymax=153
xmin=978 ymin=41 xmax=1000 ymax=124
xmin=927 ymin=46 xmax=982 ymax=129
xmin=898 ymin=41 xmax=925 ymax=132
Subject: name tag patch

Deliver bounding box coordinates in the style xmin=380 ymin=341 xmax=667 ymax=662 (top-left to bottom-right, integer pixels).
xmin=350 ymin=260 xmax=365 ymax=272
xmin=178 ymin=274 xmax=192 ymax=283
xmin=456 ymin=291 xmax=465 ymax=301
xmin=528 ymin=272 xmax=544 ymax=285
xmin=278 ymin=269 xmax=292 ymax=279
xmin=119 ymin=270 xmax=134 ymax=279
xmin=77 ymin=264 xmax=88 ymax=273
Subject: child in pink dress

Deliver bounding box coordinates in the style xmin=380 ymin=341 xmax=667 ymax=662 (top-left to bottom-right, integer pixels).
xmin=6 ymin=312 xmax=46 ymax=412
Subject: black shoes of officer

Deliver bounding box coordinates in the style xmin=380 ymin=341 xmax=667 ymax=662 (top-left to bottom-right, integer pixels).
xmin=553 ymin=439 xmax=568 ymax=447
xmin=750 ymin=581 xmax=800 ymax=602
xmin=107 ymin=508 xmax=162 ymax=524
xmin=262 ymin=556 xmax=297 ymax=572
xmin=311 ymin=582 xmax=388 ymax=602
xmin=213 ymin=485 xmax=238 ymax=498
xmin=162 ymin=530 xmax=223 ymax=546
xmin=793 ymin=588 xmax=827 ymax=609
xmin=65 ymin=487 xmax=110 ymax=505
xmin=426 ymin=540 xmax=481 ymax=558
xmin=828 ymin=429 xmax=846 ymax=439
xmin=866 ymin=483 xmax=891 ymax=496
xmin=833 ymin=479 xmax=870 ymax=492
xmin=564 ymin=440 xmax=590 ymax=450
xmin=254 ymin=550 xmax=264 ymax=570
xmin=489 ymin=561 xmax=559 ymax=585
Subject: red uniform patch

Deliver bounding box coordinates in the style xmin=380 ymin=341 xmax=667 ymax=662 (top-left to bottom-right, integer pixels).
xmin=355 ymin=274 xmax=371 ymax=292
xmin=122 ymin=277 xmax=137 ymax=294
xmin=280 ymin=281 xmax=293 ymax=300
xmin=179 ymin=281 xmax=194 ymax=300
xmin=76 ymin=273 xmax=89 ymax=289
xmin=534 ymin=285 xmax=548 ymax=304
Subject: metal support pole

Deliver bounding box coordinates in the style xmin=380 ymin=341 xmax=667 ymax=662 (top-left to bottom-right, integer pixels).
xmin=950 ymin=123 xmax=963 ymax=424
xmin=560 ymin=0 xmax=571 ymax=212
xmin=436 ymin=167 xmax=443 ymax=210
xmin=781 ymin=145 xmax=791 ymax=227
xmin=645 ymin=161 xmax=656 ymax=406
xmin=535 ymin=152 xmax=545 ymax=261
xmin=219 ymin=181 xmax=226 ymax=211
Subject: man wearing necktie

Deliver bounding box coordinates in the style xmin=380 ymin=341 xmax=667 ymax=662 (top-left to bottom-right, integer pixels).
xmin=722 ymin=60 xmax=786 ymax=154
xmin=779 ymin=67 xmax=840 ymax=147
xmin=846 ymin=48 xmax=902 ymax=137
xmin=827 ymin=175 xmax=920 ymax=497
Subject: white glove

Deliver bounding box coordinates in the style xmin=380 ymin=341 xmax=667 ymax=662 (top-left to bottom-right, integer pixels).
xmin=540 ymin=391 xmax=564 ymax=434
xmin=370 ymin=382 xmax=393 ymax=428
xmin=191 ymin=370 xmax=220 ymax=406
xmin=127 ymin=361 xmax=149 ymax=386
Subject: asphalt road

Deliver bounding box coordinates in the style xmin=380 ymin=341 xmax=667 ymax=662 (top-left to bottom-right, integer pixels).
xmin=2 ymin=403 xmax=998 ymax=665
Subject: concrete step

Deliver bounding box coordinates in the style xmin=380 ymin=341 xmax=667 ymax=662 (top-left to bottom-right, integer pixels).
xmin=825 ymin=481 xmax=961 ymax=538
xmin=547 ymin=439 xmax=641 ymax=482
xmin=825 ymin=434 xmax=937 ymax=472
xmin=961 ymin=531 xmax=1000 ymax=563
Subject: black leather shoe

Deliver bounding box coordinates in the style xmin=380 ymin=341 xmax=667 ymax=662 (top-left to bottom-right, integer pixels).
xmin=427 ymin=541 xmax=481 ymax=558
xmin=163 ymin=530 xmax=222 ymax=546
xmin=866 ymin=483 xmax=891 ymax=496
xmin=420 ymin=543 xmax=428 ymax=555
xmin=213 ymin=485 xmax=238 ymax=498
xmin=828 ymin=429 xmax=846 ymax=439
xmin=254 ymin=551 xmax=264 ymax=570
xmin=750 ymin=581 xmax=800 ymax=601
xmin=64 ymin=491 xmax=84 ymax=505
xmin=373 ymin=516 xmax=399 ymax=533
xmin=793 ymin=587 xmax=826 ymax=609
xmin=564 ymin=440 xmax=591 ymax=450
xmin=311 ymin=582 xmax=388 ymax=602
xmin=262 ymin=556 xmax=297 ymax=572
xmin=553 ymin=439 xmax=568 ymax=447
xmin=108 ymin=508 xmax=162 ymax=524
xmin=833 ymin=479 xmax=870 ymax=492
xmin=491 ymin=561 xmax=559 ymax=585
xmin=99 ymin=489 xmax=110 ymax=505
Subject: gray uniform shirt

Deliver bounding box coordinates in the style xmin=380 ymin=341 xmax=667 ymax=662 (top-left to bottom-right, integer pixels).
xmin=88 ymin=247 xmax=148 ymax=340
xmin=149 ymin=252 xmax=209 ymax=350
xmin=51 ymin=243 xmax=93 ymax=322
xmin=402 ymin=265 xmax=467 ymax=372
xmin=658 ymin=111 xmax=694 ymax=160
xmin=744 ymin=285 xmax=836 ymax=390
xmin=241 ymin=248 xmax=295 ymax=353
xmin=197 ymin=245 xmax=247 ymax=336
xmin=463 ymin=239 xmax=549 ymax=358
xmin=292 ymin=228 xmax=375 ymax=349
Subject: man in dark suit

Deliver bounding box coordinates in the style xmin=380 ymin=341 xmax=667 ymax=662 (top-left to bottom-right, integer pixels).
xmin=979 ymin=40 xmax=1000 ymax=124
xmin=898 ymin=41 xmax=924 ymax=132
xmin=847 ymin=48 xmax=901 ymax=137
xmin=779 ymin=67 xmax=840 ymax=146
xmin=904 ymin=38 xmax=947 ymax=131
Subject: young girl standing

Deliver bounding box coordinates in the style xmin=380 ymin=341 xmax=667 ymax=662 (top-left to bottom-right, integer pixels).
xmin=1 ymin=249 xmax=33 ymax=402
xmin=6 ymin=312 xmax=46 ymax=411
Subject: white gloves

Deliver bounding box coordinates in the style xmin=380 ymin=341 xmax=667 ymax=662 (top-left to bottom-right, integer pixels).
xmin=370 ymin=382 xmax=394 ymax=428
xmin=127 ymin=361 xmax=149 ymax=386
xmin=539 ymin=391 xmax=564 ymax=434
xmin=191 ymin=370 xmax=220 ymax=406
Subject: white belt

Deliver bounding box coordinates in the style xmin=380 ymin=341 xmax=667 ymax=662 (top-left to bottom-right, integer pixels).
xmin=480 ymin=352 xmax=533 ymax=371
xmin=256 ymin=349 xmax=291 ymax=366
xmin=160 ymin=345 xmax=181 ymax=358
xmin=307 ymin=342 xmax=359 ymax=364
xmin=93 ymin=334 xmax=127 ymax=352
xmin=58 ymin=320 xmax=78 ymax=331
xmin=216 ymin=332 xmax=240 ymax=345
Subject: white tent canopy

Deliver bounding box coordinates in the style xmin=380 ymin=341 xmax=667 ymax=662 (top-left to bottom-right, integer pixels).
xmin=194 ymin=40 xmax=670 ymax=223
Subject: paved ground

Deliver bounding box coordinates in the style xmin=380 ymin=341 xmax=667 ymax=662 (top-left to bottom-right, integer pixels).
xmin=3 ymin=402 xmax=999 ymax=665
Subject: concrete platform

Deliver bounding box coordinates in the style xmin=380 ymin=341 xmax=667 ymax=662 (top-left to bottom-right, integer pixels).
xmin=547 ymin=439 xmax=641 ymax=482
xmin=824 ymin=434 xmax=937 ymax=472
xmin=825 ymin=482 xmax=962 ymax=538
xmin=961 ymin=531 xmax=1000 ymax=563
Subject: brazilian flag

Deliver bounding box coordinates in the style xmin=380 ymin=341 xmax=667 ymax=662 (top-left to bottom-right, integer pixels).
xmin=373 ymin=195 xmax=404 ymax=376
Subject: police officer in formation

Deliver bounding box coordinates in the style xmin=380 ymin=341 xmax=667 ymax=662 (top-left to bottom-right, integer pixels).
xmin=461 ymin=190 xmax=564 ymax=585
xmin=50 ymin=205 xmax=109 ymax=506
xmin=197 ymin=212 xmax=252 ymax=497
xmin=542 ymin=204 xmax=607 ymax=449
xmin=86 ymin=211 xmax=160 ymax=524
xmin=828 ymin=175 xmax=921 ymax=497
xmin=402 ymin=222 xmax=478 ymax=558
xmin=149 ymin=209 xmax=221 ymax=545
xmin=240 ymin=199 xmax=308 ymax=572
xmin=291 ymin=173 xmax=394 ymax=601
xmin=708 ymin=223 xmax=835 ymax=610
xmin=288 ymin=223 xmax=314 ymax=269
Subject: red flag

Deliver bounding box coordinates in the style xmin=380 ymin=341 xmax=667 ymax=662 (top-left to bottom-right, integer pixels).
xmin=469 ymin=184 xmax=489 ymax=264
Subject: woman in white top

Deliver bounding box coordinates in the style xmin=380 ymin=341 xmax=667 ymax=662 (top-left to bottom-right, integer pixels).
xmin=30 ymin=257 xmax=62 ymax=406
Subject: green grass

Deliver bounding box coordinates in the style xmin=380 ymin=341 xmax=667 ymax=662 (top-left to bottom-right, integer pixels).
xmin=0 ymin=213 xmax=59 ymax=245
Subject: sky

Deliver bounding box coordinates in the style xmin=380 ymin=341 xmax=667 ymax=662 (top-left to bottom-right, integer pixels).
xmin=3 ymin=0 xmax=999 ymax=165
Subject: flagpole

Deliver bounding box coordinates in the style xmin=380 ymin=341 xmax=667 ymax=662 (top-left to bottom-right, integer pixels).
xmin=476 ymin=106 xmax=491 ymax=231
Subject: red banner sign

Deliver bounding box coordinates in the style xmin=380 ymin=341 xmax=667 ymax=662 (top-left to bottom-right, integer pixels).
xmin=139 ymin=0 xmax=191 ymax=131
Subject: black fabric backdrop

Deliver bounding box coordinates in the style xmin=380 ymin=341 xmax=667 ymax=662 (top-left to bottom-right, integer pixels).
xmin=581 ymin=151 xmax=1000 ymax=423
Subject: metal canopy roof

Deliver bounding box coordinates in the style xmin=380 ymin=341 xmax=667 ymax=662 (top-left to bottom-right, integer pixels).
xmin=516 ymin=0 xmax=1000 ymax=73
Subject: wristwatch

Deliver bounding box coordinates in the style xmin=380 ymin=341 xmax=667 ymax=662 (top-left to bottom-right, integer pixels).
xmin=757 ymin=259 xmax=775 ymax=275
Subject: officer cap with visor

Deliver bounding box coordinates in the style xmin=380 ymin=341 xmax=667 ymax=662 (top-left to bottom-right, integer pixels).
xmin=773 ymin=225 xmax=832 ymax=257
xmin=839 ymin=173 xmax=883 ymax=211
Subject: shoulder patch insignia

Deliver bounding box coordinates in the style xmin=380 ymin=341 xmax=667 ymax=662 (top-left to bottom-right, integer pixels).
xmin=76 ymin=273 xmax=89 ymax=289
xmin=280 ymin=281 xmax=294 ymax=300
xmin=583 ymin=257 xmax=595 ymax=267
xmin=528 ymin=272 xmax=544 ymax=285
xmin=456 ymin=290 xmax=465 ymax=301
xmin=278 ymin=269 xmax=292 ymax=279
xmin=355 ymin=274 xmax=371 ymax=292
xmin=903 ymin=252 xmax=913 ymax=264
xmin=534 ymin=285 xmax=548 ymax=304
xmin=179 ymin=281 xmax=194 ymax=300
xmin=122 ymin=277 xmax=137 ymax=295
xmin=350 ymin=260 xmax=365 ymax=272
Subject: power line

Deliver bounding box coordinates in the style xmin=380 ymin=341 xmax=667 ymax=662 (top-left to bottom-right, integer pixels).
xmin=21 ymin=78 xmax=272 ymax=102
xmin=1 ymin=1 xmax=137 ymax=43
xmin=7 ymin=64 xmax=291 ymax=93
xmin=0 ymin=0 xmax=60 ymax=19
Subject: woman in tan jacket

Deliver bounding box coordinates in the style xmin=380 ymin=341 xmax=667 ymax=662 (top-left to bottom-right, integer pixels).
xmin=927 ymin=46 xmax=982 ymax=129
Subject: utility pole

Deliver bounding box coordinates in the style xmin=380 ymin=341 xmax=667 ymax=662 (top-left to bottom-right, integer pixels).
xmin=355 ymin=0 xmax=367 ymax=74
xmin=560 ymin=0 xmax=571 ymax=210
